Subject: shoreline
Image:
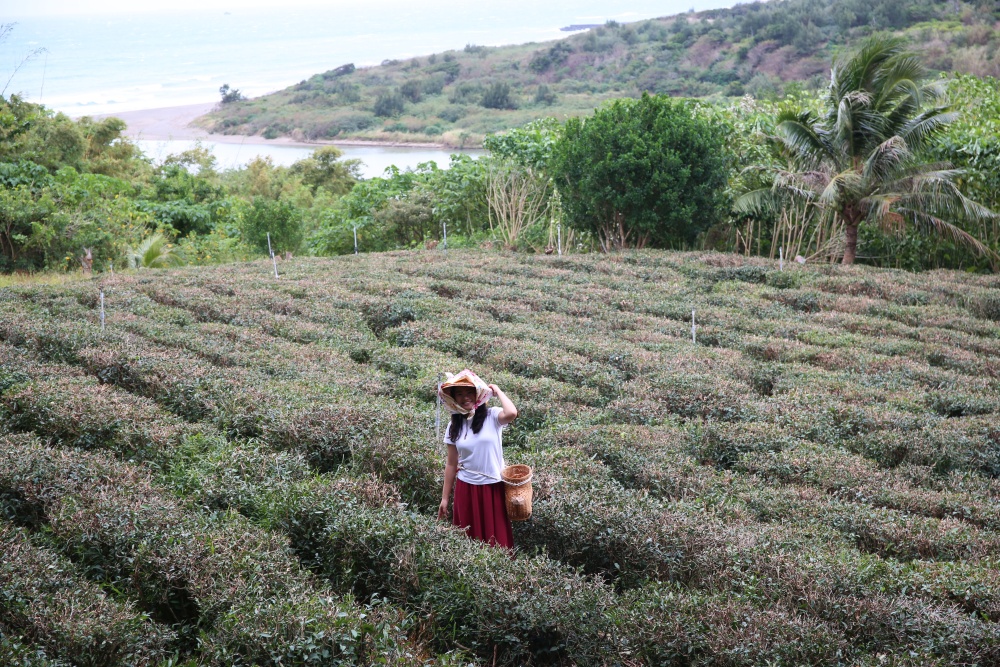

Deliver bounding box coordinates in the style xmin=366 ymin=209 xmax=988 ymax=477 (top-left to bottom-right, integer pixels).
xmin=101 ymin=103 xmax=450 ymax=149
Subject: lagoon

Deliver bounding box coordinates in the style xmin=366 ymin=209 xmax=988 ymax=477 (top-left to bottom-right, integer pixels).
xmin=134 ymin=139 xmax=484 ymax=178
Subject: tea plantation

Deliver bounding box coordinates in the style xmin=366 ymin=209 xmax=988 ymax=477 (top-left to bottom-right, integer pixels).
xmin=1 ymin=249 xmax=999 ymax=666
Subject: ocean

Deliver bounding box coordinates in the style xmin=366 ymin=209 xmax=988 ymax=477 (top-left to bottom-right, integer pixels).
xmin=3 ymin=1 xmax=737 ymax=173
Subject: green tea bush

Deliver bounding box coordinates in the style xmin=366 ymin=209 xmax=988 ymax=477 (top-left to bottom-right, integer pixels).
xmin=1 ymin=524 xmax=174 ymax=666
xmin=166 ymin=439 xmax=622 ymax=665
xmin=3 ymin=249 xmax=1000 ymax=663
xmin=737 ymin=445 xmax=1000 ymax=530
xmin=0 ymin=625 xmax=68 ymax=667
xmin=279 ymin=485 xmax=622 ymax=665
xmin=0 ymin=371 xmax=210 ymax=467
xmin=965 ymin=290 xmax=1000 ymax=322
xmin=540 ymin=424 xmax=721 ymax=499
xmin=0 ymin=436 xmax=421 ymax=666
xmin=620 ymin=582 xmax=849 ymax=666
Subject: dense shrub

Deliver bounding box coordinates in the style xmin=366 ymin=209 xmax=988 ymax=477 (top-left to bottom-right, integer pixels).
xmin=239 ymin=197 xmax=305 ymax=255
xmin=373 ymin=91 xmax=405 ymax=117
xmin=552 ymin=94 xmax=731 ymax=250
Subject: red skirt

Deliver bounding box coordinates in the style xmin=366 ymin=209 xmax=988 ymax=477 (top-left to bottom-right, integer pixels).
xmin=452 ymin=479 xmax=513 ymax=550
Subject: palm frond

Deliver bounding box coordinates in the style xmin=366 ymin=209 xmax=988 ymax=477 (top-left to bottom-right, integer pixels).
xmin=775 ymin=117 xmax=830 ymax=166
xmin=128 ymin=233 xmax=186 ymax=269
xmin=896 ymin=107 xmax=958 ymax=152
xmin=874 ymin=55 xmax=927 ymax=107
xmin=732 ymin=188 xmax=777 ymax=216
xmin=898 ymin=207 xmax=998 ymax=261
xmin=835 ymin=34 xmax=909 ymax=95
xmin=897 ymin=185 xmax=999 ymax=225
xmin=833 ymin=95 xmax=857 ymax=157
xmin=862 ymin=136 xmax=910 ymax=184
xmin=818 ymin=169 xmax=862 ymax=207
xmin=880 ymin=163 xmax=959 ymax=191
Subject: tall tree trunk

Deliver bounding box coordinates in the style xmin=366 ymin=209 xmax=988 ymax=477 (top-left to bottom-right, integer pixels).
xmin=841 ymin=206 xmax=860 ymax=264
xmin=842 ymin=223 xmax=858 ymax=264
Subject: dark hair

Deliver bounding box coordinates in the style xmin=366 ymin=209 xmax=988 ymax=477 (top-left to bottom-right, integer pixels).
xmin=448 ymin=403 xmax=488 ymax=443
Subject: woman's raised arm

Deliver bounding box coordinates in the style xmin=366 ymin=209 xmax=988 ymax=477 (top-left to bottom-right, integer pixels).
xmin=488 ymin=384 xmax=518 ymax=425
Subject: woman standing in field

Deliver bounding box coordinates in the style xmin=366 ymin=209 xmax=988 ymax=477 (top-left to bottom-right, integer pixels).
xmin=438 ymin=370 xmax=518 ymax=549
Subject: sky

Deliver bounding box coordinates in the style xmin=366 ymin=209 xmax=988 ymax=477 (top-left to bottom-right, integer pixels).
xmin=6 ymin=0 xmax=326 ymax=15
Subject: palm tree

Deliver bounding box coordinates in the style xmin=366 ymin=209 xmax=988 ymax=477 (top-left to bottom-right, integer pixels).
xmin=737 ymin=35 xmax=997 ymax=266
xmin=127 ymin=233 xmax=185 ymax=269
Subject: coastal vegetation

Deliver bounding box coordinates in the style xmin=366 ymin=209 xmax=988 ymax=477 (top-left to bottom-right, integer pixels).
xmin=0 ymin=92 xmax=360 ymax=274
xmin=3 ymin=30 xmax=1000 ymax=273
xmin=734 ymin=35 xmax=998 ymax=266
xmin=197 ymin=0 xmax=1000 ymax=146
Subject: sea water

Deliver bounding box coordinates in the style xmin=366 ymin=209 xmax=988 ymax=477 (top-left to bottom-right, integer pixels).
xmin=4 ymin=0 xmax=736 ymax=173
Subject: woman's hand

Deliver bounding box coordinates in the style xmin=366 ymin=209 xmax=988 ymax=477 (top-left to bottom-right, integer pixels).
xmin=438 ymin=498 xmax=449 ymax=521
xmin=490 ymin=384 xmax=518 ymax=425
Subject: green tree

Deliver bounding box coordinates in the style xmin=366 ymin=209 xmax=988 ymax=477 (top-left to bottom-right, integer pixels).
xmin=373 ymin=91 xmax=405 ymax=118
xmin=929 ymin=74 xmax=1000 ymax=253
xmin=551 ymin=93 xmax=730 ymax=251
xmin=400 ymin=79 xmax=423 ymax=103
xmin=481 ymin=82 xmax=516 ymax=110
xmin=372 ymin=190 xmax=436 ymax=247
xmin=289 ymin=146 xmax=361 ymax=196
xmin=483 ymin=118 xmax=561 ymax=171
xmin=219 ymin=84 xmax=245 ymax=104
xmin=738 ymin=35 xmax=998 ymax=265
xmin=534 ymin=84 xmax=557 ymax=106
xmin=239 ymin=197 xmax=304 ymax=255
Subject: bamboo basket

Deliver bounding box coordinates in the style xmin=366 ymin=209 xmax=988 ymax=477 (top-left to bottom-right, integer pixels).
xmin=501 ymin=464 xmax=533 ymax=522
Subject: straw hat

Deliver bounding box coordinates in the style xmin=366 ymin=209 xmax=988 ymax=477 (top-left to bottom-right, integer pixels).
xmin=439 ymin=369 xmax=492 ymax=416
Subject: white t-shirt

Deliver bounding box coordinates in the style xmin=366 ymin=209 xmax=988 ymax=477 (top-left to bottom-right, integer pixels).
xmin=445 ymin=406 xmax=506 ymax=485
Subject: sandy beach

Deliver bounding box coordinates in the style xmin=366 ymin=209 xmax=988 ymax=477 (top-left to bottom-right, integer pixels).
xmin=106 ymin=103 xmax=447 ymax=149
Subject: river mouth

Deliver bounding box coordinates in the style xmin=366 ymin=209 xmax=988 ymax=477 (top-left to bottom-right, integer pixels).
xmin=134 ymin=139 xmax=484 ymax=178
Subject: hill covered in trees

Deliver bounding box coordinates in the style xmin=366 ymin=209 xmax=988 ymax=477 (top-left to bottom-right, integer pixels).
xmin=197 ymin=0 xmax=1000 ymax=146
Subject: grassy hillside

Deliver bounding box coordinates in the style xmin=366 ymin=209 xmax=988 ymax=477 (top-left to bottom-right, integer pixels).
xmin=2 ymin=248 xmax=999 ymax=664
xmin=198 ymin=0 xmax=1000 ymax=146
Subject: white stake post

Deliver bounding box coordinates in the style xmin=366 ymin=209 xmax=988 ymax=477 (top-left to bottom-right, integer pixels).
xmin=779 ymin=246 xmax=784 ymax=272
xmin=442 ymin=222 xmax=447 ymax=251
xmin=435 ymin=374 xmax=443 ymax=442
xmin=353 ymin=226 xmax=358 ymax=255
xmin=100 ymin=290 xmax=105 ymax=331
xmin=267 ymin=233 xmax=279 ymax=279
xmin=691 ymin=309 xmax=696 ymax=344
xmin=557 ymin=223 xmax=562 ymax=256
xmin=109 ymin=261 xmax=113 ymax=276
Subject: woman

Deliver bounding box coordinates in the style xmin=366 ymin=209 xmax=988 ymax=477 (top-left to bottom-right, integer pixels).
xmin=437 ymin=369 xmax=518 ymax=549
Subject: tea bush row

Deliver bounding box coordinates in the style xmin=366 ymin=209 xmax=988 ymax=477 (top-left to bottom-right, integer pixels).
xmin=1 ymin=523 xmax=173 ymax=666
xmin=0 ymin=435 xmax=428 ymax=666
